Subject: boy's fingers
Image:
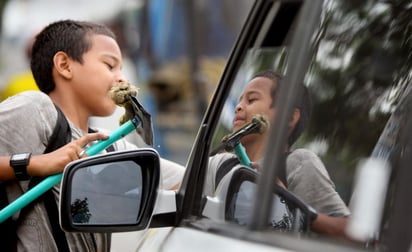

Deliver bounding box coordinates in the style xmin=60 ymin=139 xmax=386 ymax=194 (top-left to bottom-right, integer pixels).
xmin=78 ymin=149 xmax=87 ymax=159
xmin=76 ymin=133 xmax=108 ymax=150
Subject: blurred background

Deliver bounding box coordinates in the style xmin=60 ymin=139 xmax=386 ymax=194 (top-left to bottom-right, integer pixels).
xmin=0 ymin=0 xmax=252 ymax=165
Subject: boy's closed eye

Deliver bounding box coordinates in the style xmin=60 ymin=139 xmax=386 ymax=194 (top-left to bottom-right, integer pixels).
xmin=246 ymin=94 xmax=261 ymax=104
xmin=104 ymin=62 xmax=114 ymax=70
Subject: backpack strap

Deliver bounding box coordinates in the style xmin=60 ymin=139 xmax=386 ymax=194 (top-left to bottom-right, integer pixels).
xmin=31 ymin=104 xmax=71 ymax=252
xmin=44 ymin=105 xmax=72 ymax=154
xmin=0 ymin=183 xmax=17 ymax=251
xmin=40 ymin=190 xmax=70 ymax=252
xmin=29 ymin=104 xmax=71 ymax=187
xmin=278 ymin=151 xmax=289 ymax=187
xmin=214 ymin=152 xmax=290 ymax=190
xmin=215 ymin=157 xmax=240 ymax=190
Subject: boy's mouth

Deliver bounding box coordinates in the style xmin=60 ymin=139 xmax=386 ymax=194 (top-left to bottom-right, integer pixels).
xmin=233 ymin=117 xmax=247 ymax=129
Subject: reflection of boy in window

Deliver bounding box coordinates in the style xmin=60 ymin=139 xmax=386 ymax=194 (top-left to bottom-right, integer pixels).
xmin=207 ymin=70 xmax=351 ymax=239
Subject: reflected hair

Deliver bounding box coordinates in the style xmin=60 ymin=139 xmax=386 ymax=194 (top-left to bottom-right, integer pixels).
xmin=252 ymin=70 xmax=312 ymax=146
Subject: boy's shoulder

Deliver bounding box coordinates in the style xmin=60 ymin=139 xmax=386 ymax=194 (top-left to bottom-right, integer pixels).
xmin=3 ymin=90 xmax=51 ymax=105
xmin=19 ymin=90 xmax=50 ymax=101
xmin=287 ymin=148 xmax=329 ymax=177
xmin=7 ymin=91 xmax=55 ymax=117
xmin=209 ymin=152 xmax=238 ymax=168
xmin=287 ymin=148 xmax=320 ymax=162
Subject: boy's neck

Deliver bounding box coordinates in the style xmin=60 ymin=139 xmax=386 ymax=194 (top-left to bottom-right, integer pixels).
xmin=243 ymin=139 xmax=265 ymax=162
xmin=49 ymin=92 xmax=89 ymax=133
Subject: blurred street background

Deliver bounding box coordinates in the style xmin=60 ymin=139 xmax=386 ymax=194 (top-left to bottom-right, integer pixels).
xmin=0 ymin=1 xmax=252 ymax=250
xmin=0 ymin=0 xmax=251 ymax=165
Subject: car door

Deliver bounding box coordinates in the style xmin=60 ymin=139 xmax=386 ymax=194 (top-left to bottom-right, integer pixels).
xmin=165 ymin=0 xmax=412 ymax=250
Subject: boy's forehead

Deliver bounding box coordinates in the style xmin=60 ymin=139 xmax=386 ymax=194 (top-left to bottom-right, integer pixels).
xmin=89 ymin=34 xmax=122 ymax=56
xmin=245 ymin=77 xmax=275 ymax=93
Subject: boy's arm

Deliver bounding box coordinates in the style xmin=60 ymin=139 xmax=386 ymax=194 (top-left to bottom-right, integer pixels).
xmin=311 ymin=213 xmax=349 ymax=239
xmin=311 ymin=214 xmax=365 ymax=244
xmin=0 ymin=133 xmax=108 ymax=180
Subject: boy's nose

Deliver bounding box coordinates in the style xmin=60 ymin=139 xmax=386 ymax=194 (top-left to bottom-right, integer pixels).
xmin=235 ymin=103 xmax=243 ymax=112
xmin=116 ymin=76 xmax=128 ymax=84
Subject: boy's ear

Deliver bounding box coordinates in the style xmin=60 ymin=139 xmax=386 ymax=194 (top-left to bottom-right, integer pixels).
xmin=289 ymin=108 xmax=301 ymax=129
xmin=53 ymin=52 xmax=72 ymax=79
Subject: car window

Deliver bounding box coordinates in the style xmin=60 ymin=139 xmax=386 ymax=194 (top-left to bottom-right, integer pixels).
xmin=202 ymin=0 xmax=411 ymax=250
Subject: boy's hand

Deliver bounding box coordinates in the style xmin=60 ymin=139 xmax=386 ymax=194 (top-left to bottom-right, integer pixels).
xmin=28 ymin=132 xmax=109 ymax=177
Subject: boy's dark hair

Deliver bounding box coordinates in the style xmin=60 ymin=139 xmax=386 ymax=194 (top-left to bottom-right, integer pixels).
xmin=252 ymin=70 xmax=312 ymax=147
xmin=291 ymin=85 xmax=312 ymax=146
xmin=252 ymin=70 xmax=282 ymax=107
xmin=30 ymin=20 xmax=116 ymax=94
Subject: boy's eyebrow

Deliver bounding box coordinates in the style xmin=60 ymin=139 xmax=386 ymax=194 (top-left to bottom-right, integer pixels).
xmin=245 ymin=90 xmax=262 ymax=97
xmin=238 ymin=90 xmax=261 ymax=102
xmin=102 ymin=54 xmax=122 ymax=68
xmin=103 ymin=54 xmax=120 ymax=62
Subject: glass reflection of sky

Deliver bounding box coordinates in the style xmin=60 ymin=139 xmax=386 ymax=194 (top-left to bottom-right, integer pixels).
xmin=71 ymin=160 xmax=142 ymax=225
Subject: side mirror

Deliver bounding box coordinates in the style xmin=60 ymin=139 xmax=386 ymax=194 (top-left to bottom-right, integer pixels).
xmin=59 ymin=149 xmax=160 ymax=233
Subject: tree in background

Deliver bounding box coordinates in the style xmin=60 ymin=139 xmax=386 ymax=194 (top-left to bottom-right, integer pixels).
xmin=303 ymin=0 xmax=411 ymax=200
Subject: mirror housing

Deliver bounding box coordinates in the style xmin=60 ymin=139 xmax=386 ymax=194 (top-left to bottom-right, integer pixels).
xmin=59 ymin=149 xmax=160 ymax=233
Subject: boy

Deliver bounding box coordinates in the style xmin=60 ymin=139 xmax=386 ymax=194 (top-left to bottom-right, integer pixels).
xmin=0 ymin=19 xmax=184 ymax=251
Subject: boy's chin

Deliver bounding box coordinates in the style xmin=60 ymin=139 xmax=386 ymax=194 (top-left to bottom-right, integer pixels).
xmin=95 ymin=105 xmax=117 ymax=117
xmin=106 ymin=107 xmax=118 ymax=116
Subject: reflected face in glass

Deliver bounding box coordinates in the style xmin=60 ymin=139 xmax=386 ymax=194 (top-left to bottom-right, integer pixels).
xmin=233 ymin=77 xmax=276 ymax=133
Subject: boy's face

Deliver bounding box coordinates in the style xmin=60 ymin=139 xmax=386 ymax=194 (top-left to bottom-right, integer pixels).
xmin=233 ymin=76 xmax=275 ymax=133
xmin=70 ymin=34 xmax=124 ymax=117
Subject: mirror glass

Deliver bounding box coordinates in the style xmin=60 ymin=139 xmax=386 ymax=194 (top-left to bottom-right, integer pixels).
xmin=70 ymin=160 xmax=143 ymax=225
